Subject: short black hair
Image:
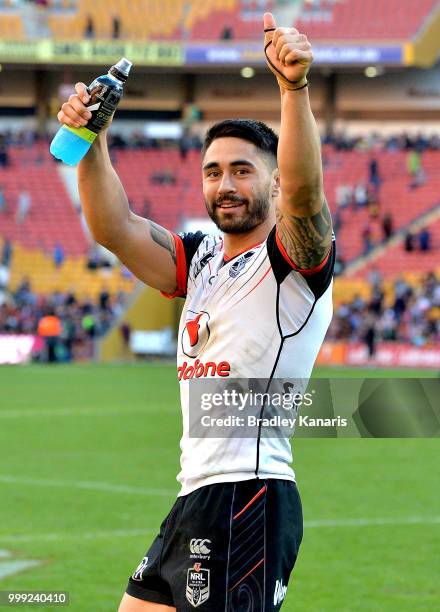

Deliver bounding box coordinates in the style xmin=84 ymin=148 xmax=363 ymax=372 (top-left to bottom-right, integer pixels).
xmin=202 ymin=119 xmax=278 ymax=164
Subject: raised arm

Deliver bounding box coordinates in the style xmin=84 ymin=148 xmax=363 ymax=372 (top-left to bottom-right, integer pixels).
xmin=57 ymin=83 xmax=178 ymax=294
xmin=263 ymin=13 xmax=332 ymax=270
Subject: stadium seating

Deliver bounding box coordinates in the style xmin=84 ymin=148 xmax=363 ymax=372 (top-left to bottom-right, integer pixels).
xmin=2 ymin=0 xmax=438 ymax=42
xmin=356 ymin=216 xmax=440 ymax=279
xmin=112 ymin=148 xmax=206 ymax=229
xmin=293 ymin=0 xmax=439 ymax=42
xmin=187 ymin=0 xmax=439 ymax=41
xmin=1 ymin=143 xmax=439 ymax=291
xmin=45 ymin=0 xmax=239 ymax=42
xmin=7 ymin=242 xmax=135 ymax=298
xmin=0 ymin=0 xmax=437 ymax=42
xmin=323 ymin=148 xmax=440 ymax=262
xmin=0 ymin=142 xmax=87 ymax=256
xmin=0 ymin=13 xmax=24 ymax=39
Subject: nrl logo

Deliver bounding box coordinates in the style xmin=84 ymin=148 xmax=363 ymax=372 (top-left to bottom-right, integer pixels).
xmin=186 ymin=563 xmax=210 ymax=608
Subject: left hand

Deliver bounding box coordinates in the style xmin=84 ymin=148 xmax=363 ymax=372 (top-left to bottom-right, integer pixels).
xmin=263 ymin=12 xmax=313 ymax=89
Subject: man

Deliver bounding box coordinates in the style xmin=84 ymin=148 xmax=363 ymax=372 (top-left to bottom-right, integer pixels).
xmin=57 ymin=13 xmax=334 ymax=611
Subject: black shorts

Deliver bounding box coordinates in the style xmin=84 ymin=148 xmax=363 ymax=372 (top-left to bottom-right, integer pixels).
xmin=126 ymin=478 xmax=303 ymax=610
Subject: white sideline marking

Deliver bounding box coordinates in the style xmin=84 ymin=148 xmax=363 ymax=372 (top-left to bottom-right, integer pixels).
xmin=305 ymin=516 xmax=440 ymax=527
xmin=0 ymin=406 xmax=158 ymax=418
xmin=0 ymin=559 xmax=42 ymax=579
xmin=0 ymin=475 xmax=176 ymax=497
xmin=0 ymin=516 xmax=438 ymax=545
xmin=0 ymin=529 xmax=157 ymax=544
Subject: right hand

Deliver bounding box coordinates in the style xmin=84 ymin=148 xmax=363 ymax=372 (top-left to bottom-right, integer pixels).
xmin=57 ymin=82 xmax=93 ymax=129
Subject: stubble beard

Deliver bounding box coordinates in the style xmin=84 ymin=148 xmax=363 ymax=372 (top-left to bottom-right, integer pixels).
xmin=206 ymin=188 xmax=272 ymax=234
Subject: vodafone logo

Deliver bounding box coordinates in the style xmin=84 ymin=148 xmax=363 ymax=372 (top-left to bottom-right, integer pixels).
xmin=182 ymin=311 xmax=210 ymax=358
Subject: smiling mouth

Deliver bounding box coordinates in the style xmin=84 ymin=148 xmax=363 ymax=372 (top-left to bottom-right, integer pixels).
xmin=217 ymin=201 xmax=246 ymax=209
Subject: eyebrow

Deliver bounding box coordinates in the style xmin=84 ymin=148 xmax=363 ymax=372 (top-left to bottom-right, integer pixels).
xmin=202 ymin=159 xmax=257 ymax=171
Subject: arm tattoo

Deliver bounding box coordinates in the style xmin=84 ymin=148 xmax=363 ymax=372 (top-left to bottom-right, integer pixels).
xmin=149 ymin=221 xmax=176 ymax=264
xmin=276 ymin=199 xmax=333 ymax=269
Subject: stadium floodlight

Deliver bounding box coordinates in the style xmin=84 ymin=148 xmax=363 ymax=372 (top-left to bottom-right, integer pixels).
xmin=240 ymin=66 xmax=256 ymax=78
xmin=364 ymin=66 xmax=384 ymax=78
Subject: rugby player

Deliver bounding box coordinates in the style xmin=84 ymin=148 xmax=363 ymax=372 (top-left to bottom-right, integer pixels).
xmin=57 ymin=13 xmax=334 ymax=611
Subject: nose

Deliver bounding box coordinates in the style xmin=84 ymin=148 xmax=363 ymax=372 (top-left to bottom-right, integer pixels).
xmin=218 ymin=172 xmax=237 ymax=195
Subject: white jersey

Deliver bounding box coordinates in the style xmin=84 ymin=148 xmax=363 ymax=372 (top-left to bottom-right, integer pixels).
xmin=164 ymin=226 xmax=335 ymax=496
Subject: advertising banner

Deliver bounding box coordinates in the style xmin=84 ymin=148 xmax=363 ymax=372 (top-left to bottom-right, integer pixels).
xmin=0 ymin=335 xmax=42 ymax=365
xmin=184 ymin=44 xmax=404 ymax=65
xmin=0 ymin=41 xmax=183 ymax=66
xmin=0 ymin=40 xmax=403 ymax=67
xmin=317 ymin=342 xmax=440 ymax=369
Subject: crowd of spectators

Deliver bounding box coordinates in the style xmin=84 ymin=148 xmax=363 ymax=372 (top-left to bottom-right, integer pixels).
xmin=327 ymin=271 xmax=440 ymax=354
xmin=0 ymin=278 xmax=126 ymax=362
xmin=323 ymin=131 xmax=440 ymax=153
xmin=1 ymin=128 xmax=440 ymax=159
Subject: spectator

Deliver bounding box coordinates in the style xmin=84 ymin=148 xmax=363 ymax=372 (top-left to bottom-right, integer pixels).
xmin=151 ymin=170 xmax=176 ymax=185
xmin=333 ymin=208 xmax=342 ymax=235
xmin=0 ymin=136 xmax=9 ymax=168
xmin=179 ymin=132 xmax=191 ymax=161
xmin=333 ymin=255 xmax=345 ymax=276
xmin=326 ymin=274 xmax=439 ymax=347
xmin=53 ymin=243 xmax=65 ymax=268
xmin=0 ymin=185 xmax=7 ymax=214
xmin=418 ymin=227 xmax=431 ymax=252
xmin=111 ymin=15 xmax=121 ymax=39
xmin=367 ymin=266 xmax=383 ymax=290
xmin=407 ymin=150 xmax=425 ymax=189
xmin=84 ymin=15 xmax=95 ymax=39
xmin=99 ymin=288 xmax=110 ymax=311
xmin=404 ymin=231 xmax=414 ymax=252
xmin=362 ymin=223 xmax=373 ymax=255
xmin=1 ymin=238 xmax=12 ymax=268
xmin=363 ymin=310 xmax=377 ymax=359
xmin=220 ymin=26 xmax=234 ymax=40
xmin=16 ymin=190 xmax=31 ymax=224
xmin=38 ymin=309 xmax=62 ymax=363
xmin=382 ymin=212 xmax=393 ymax=240
xmin=354 ymin=183 xmax=368 ymax=208
xmin=368 ymin=156 xmax=381 ymax=195
xmin=335 ymin=183 xmax=352 ymax=209
xmin=0 ymin=265 xmax=9 ymax=292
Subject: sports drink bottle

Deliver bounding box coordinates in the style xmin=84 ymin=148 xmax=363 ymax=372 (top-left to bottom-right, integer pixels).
xmin=50 ymin=57 xmax=132 ymax=166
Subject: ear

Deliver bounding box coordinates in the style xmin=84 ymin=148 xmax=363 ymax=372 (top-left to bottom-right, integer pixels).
xmin=271 ymin=168 xmax=280 ymax=198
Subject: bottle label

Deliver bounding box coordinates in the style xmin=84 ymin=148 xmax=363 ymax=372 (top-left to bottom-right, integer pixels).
xmin=86 ymin=80 xmax=123 ymax=134
xmin=64 ymin=125 xmax=98 ymax=143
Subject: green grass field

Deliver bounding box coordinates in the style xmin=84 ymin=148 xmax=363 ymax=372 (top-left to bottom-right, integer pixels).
xmin=0 ymin=364 xmax=439 ymax=611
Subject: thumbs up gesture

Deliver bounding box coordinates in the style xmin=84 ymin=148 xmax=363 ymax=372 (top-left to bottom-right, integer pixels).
xmin=263 ymin=12 xmax=313 ymax=90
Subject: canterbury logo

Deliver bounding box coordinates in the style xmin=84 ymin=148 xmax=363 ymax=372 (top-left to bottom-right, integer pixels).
xmin=274 ymin=579 xmax=287 ymax=606
xmin=190 ymin=539 xmax=211 ymax=556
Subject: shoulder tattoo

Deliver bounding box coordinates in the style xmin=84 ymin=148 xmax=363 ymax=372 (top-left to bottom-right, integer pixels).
xmin=149 ymin=221 xmax=177 ymax=264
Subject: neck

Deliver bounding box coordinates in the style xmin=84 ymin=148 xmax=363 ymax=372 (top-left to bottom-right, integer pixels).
xmin=223 ymin=215 xmax=274 ymax=259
